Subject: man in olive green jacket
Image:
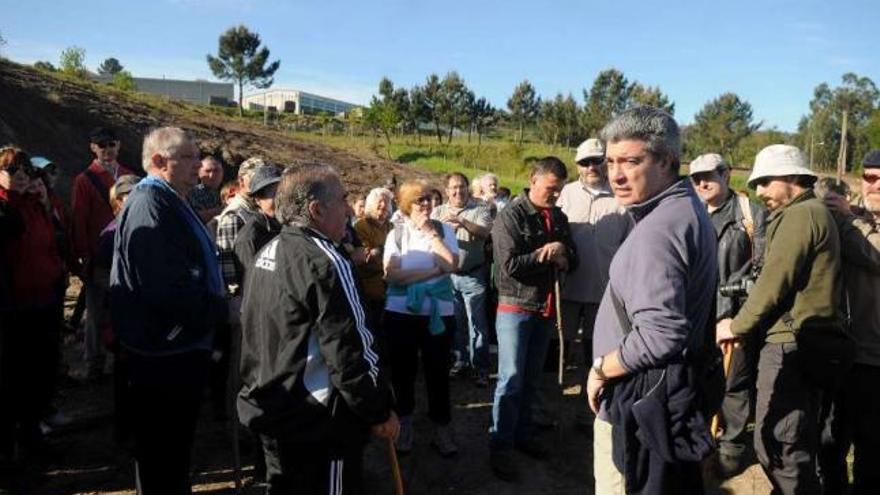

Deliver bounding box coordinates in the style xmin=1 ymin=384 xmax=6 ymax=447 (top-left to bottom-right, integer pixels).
xmin=717 ymin=144 xmax=843 ymax=495
xmin=817 ymin=149 xmax=880 ymax=494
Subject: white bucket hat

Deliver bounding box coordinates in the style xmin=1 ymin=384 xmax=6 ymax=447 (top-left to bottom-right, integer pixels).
xmin=688 ymin=153 xmax=727 ymax=175
xmin=575 ymin=138 xmax=605 ymax=163
xmin=747 ymin=145 xmax=815 ymax=188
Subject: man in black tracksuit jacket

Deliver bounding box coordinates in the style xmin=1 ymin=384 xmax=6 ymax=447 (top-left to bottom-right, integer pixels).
xmin=237 ymin=164 xmax=398 ymax=495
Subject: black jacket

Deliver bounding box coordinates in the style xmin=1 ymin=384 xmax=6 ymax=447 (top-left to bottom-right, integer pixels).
xmin=492 ymin=190 xmax=577 ymax=312
xmin=233 ymin=213 xmax=281 ymax=292
xmin=710 ymin=191 xmax=767 ymax=321
xmin=237 ymin=224 xmax=392 ymax=444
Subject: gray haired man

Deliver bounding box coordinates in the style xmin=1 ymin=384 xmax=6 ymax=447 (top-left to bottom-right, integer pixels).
xmin=588 ymin=107 xmax=718 ymax=493
xmin=238 ymin=164 xmax=398 ymax=494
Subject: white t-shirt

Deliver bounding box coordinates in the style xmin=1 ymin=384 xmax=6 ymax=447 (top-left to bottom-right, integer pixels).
xmin=383 ymin=221 xmax=459 ymax=316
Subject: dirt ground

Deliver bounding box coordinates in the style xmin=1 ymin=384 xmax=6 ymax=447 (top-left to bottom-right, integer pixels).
xmin=15 ymin=283 xmax=772 ymax=495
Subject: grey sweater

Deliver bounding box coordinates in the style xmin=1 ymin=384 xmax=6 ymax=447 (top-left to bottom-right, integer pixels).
xmin=593 ymin=179 xmax=717 ymax=413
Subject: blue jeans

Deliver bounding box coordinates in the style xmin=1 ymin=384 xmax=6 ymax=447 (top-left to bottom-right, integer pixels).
xmin=490 ymin=311 xmax=553 ymax=449
xmin=451 ymin=268 xmax=490 ymax=374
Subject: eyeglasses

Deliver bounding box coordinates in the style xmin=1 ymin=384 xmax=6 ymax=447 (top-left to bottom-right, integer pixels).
xmin=578 ymin=158 xmax=606 ymax=167
xmin=95 ymin=140 xmax=119 ymax=149
xmin=862 ymin=173 xmax=880 ymax=184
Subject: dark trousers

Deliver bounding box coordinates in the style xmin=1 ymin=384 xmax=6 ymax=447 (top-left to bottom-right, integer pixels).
xmin=124 ymin=350 xmax=210 ymax=495
xmin=262 ymin=436 xmax=364 ymax=495
xmin=0 ymin=307 xmax=59 ymax=458
xmin=754 ymin=342 xmax=821 ymax=495
xmin=818 ymin=363 xmax=880 ymax=495
xmin=719 ymin=332 xmax=758 ymax=458
xmin=384 ymin=311 xmax=452 ymax=425
xmin=209 ymin=321 xmax=231 ymax=418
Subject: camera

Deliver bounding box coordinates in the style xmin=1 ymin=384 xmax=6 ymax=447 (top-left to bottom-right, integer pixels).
xmin=719 ymin=262 xmax=762 ymax=298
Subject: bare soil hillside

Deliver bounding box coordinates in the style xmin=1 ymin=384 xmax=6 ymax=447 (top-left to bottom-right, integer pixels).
xmin=0 ymin=59 xmax=431 ymax=201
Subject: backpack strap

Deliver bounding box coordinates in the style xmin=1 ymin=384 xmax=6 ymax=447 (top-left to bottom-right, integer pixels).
xmin=736 ymin=192 xmax=754 ymax=243
xmin=84 ymin=169 xmax=110 ymax=206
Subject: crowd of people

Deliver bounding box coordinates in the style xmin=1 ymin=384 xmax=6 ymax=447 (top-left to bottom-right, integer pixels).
xmin=0 ymin=105 xmax=878 ymax=495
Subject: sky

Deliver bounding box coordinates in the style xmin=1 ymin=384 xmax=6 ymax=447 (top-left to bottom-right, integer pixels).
xmin=3 ymin=0 xmax=878 ymax=132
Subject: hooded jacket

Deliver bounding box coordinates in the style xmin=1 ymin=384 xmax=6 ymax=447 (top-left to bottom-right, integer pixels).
xmin=237 ymin=224 xmax=392 ymax=444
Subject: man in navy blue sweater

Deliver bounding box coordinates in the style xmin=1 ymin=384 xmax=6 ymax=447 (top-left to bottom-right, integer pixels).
xmin=110 ymin=127 xmax=226 ymax=495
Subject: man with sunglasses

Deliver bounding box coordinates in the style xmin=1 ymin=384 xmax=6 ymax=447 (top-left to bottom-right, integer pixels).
xmin=816 ymin=150 xmax=880 ymax=494
xmin=72 ymin=127 xmax=135 ymax=380
xmin=554 ymin=138 xmax=631 ymax=430
xmin=688 ymin=153 xmax=767 ymax=477
xmin=716 ymin=144 xmax=843 ymax=494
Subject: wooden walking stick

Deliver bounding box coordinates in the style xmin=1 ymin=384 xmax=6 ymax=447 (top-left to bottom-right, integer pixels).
xmin=710 ymin=342 xmax=734 ymax=439
xmin=387 ymin=437 xmax=405 ymax=495
xmin=554 ymin=275 xmax=564 ymax=386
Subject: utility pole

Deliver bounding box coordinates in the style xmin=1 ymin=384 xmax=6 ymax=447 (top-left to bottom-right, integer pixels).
xmin=836 ymin=110 xmax=848 ymax=185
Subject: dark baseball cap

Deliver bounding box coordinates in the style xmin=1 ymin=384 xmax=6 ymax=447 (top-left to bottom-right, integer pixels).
xmin=250 ymin=165 xmax=282 ymax=196
xmin=89 ymin=127 xmax=119 ymax=144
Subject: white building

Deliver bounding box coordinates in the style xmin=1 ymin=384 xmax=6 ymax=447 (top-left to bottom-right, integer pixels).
xmin=92 ymin=75 xmax=234 ymax=106
xmin=242 ymin=88 xmax=359 ymax=115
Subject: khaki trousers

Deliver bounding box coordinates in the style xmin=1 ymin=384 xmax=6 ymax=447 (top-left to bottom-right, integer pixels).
xmin=594 ymin=417 xmax=625 ymax=495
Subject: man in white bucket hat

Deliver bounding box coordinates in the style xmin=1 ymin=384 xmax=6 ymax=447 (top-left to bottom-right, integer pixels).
xmin=716 ymin=144 xmax=845 ymax=494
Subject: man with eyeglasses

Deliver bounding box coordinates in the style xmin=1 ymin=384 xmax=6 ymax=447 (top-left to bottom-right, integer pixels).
xmin=716 ymin=144 xmax=843 ymax=494
xmin=688 ymin=153 xmax=767 ymax=477
xmin=553 ymin=138 xmax=631 ymax=430
xmin=816 ymin=150 xmax=880 ymax=494
xmin=72 ymin=127 xmax=135 ymax=380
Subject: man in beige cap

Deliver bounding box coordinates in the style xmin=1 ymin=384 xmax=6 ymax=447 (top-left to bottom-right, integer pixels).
xmin=555 ymin=138 xmax=631 ymax=429
xmin=689 ymin=153 xmax=767 ymax=476
xmin=816 ymin=149 xmax=880 ymax=494
xmin=716 ymin=144 xmax=844 ymax=494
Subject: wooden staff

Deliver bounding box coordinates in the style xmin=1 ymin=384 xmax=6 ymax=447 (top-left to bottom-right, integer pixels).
xmin=710 ymin=342 xmax=734 ymax=439
xmin=387 ymin=437 xmax=405 ymax=495
xmin=555 ymin=276 xmax=564 ymax=386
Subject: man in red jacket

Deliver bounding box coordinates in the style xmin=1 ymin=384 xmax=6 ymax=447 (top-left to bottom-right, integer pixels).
xmin=71 ymin=127 xmax=135 ymax=379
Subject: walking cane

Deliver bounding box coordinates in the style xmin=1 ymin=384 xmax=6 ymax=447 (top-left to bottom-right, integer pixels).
xmin=709 ymin=342 xmax=734 ymax=439
xmin=387 ymin=438 xmax=405 ymax=495
xmin=554 ymin=274 xmax=564 ymax=386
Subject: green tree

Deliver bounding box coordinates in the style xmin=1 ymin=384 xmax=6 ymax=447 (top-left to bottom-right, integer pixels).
xmin=421 ymin=74 xmax=445 ymax=143
xmin=366 ymin=79 xmax=403 ymax=152
xmin=630 ymin=83 xmax=675 ymax=115
xmin=688 ymin=93 xmax=761 ymax=165
xmin=470 ymin=97 xmax=498 ymax=146
xmin=59 ymin=46 xmax=88 ymax=78
xmin=439 ymin=71 xmax=470 ymax=143
xmin=111 ymin=70 xmax=136 ymax=92
xmin=507 ymin=79 xmax=540 ymax=145
xmin=206 ymin=25 xmax=281 ymax=116
xmin=34 ymin=61 xmax=57 ymax=72
xmin=582 ymin=68 xmax=632 ymax=137
xmin=98 ymin=57 xmax=124 ymax=76
xmin=797 ymin=74 xmax=879 ymax=171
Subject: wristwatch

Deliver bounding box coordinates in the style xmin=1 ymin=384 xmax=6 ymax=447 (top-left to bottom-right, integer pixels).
xmin=592 ymin=355 xmax=607 ymax=380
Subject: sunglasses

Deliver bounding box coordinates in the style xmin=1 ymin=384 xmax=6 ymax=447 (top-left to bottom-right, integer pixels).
xmin=752 ymin=177 xmax=772 ymax=188
xmin=95 ymin=140 xmax=119 ymax=149
xmin=862 ymin=173 xmax=880 ymax=184
xmin=578 ymin=158 xmax=606 ymax=167
xmin=416 ymin=195 xmax=433 ymax=204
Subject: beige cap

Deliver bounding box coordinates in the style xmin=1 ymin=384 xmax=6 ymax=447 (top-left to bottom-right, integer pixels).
xmin=238 ymin=156 xmax=266 ymax=178
xmin=688 ymin=153 xmax=727 ymax=175
xmin=575 ymin=138 xmax=605 ymax=163
xmin=747 ymin=145 xmax=815 ymax=188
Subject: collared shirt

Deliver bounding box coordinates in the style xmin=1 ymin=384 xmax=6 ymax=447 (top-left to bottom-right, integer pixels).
xmin=431 ymin=199 xmax=493 ymax=272
xmin=215 ymin=194 xmax=259 ymax=293
xmin=557 ymin=179 xmax=632 ymax=303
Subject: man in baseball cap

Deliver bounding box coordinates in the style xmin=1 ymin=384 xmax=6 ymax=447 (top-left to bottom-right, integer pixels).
xmin=817 ymin=149 xmax=880 ymax=493
xmin=717 ymin=144 xmax=842 ymax=493
xmin=688 ymin=153 xmax=768 ymax=476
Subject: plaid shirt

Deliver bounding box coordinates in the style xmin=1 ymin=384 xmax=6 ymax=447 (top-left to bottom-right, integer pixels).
xmin=216 ymin=195 xmax=258 ymax=294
